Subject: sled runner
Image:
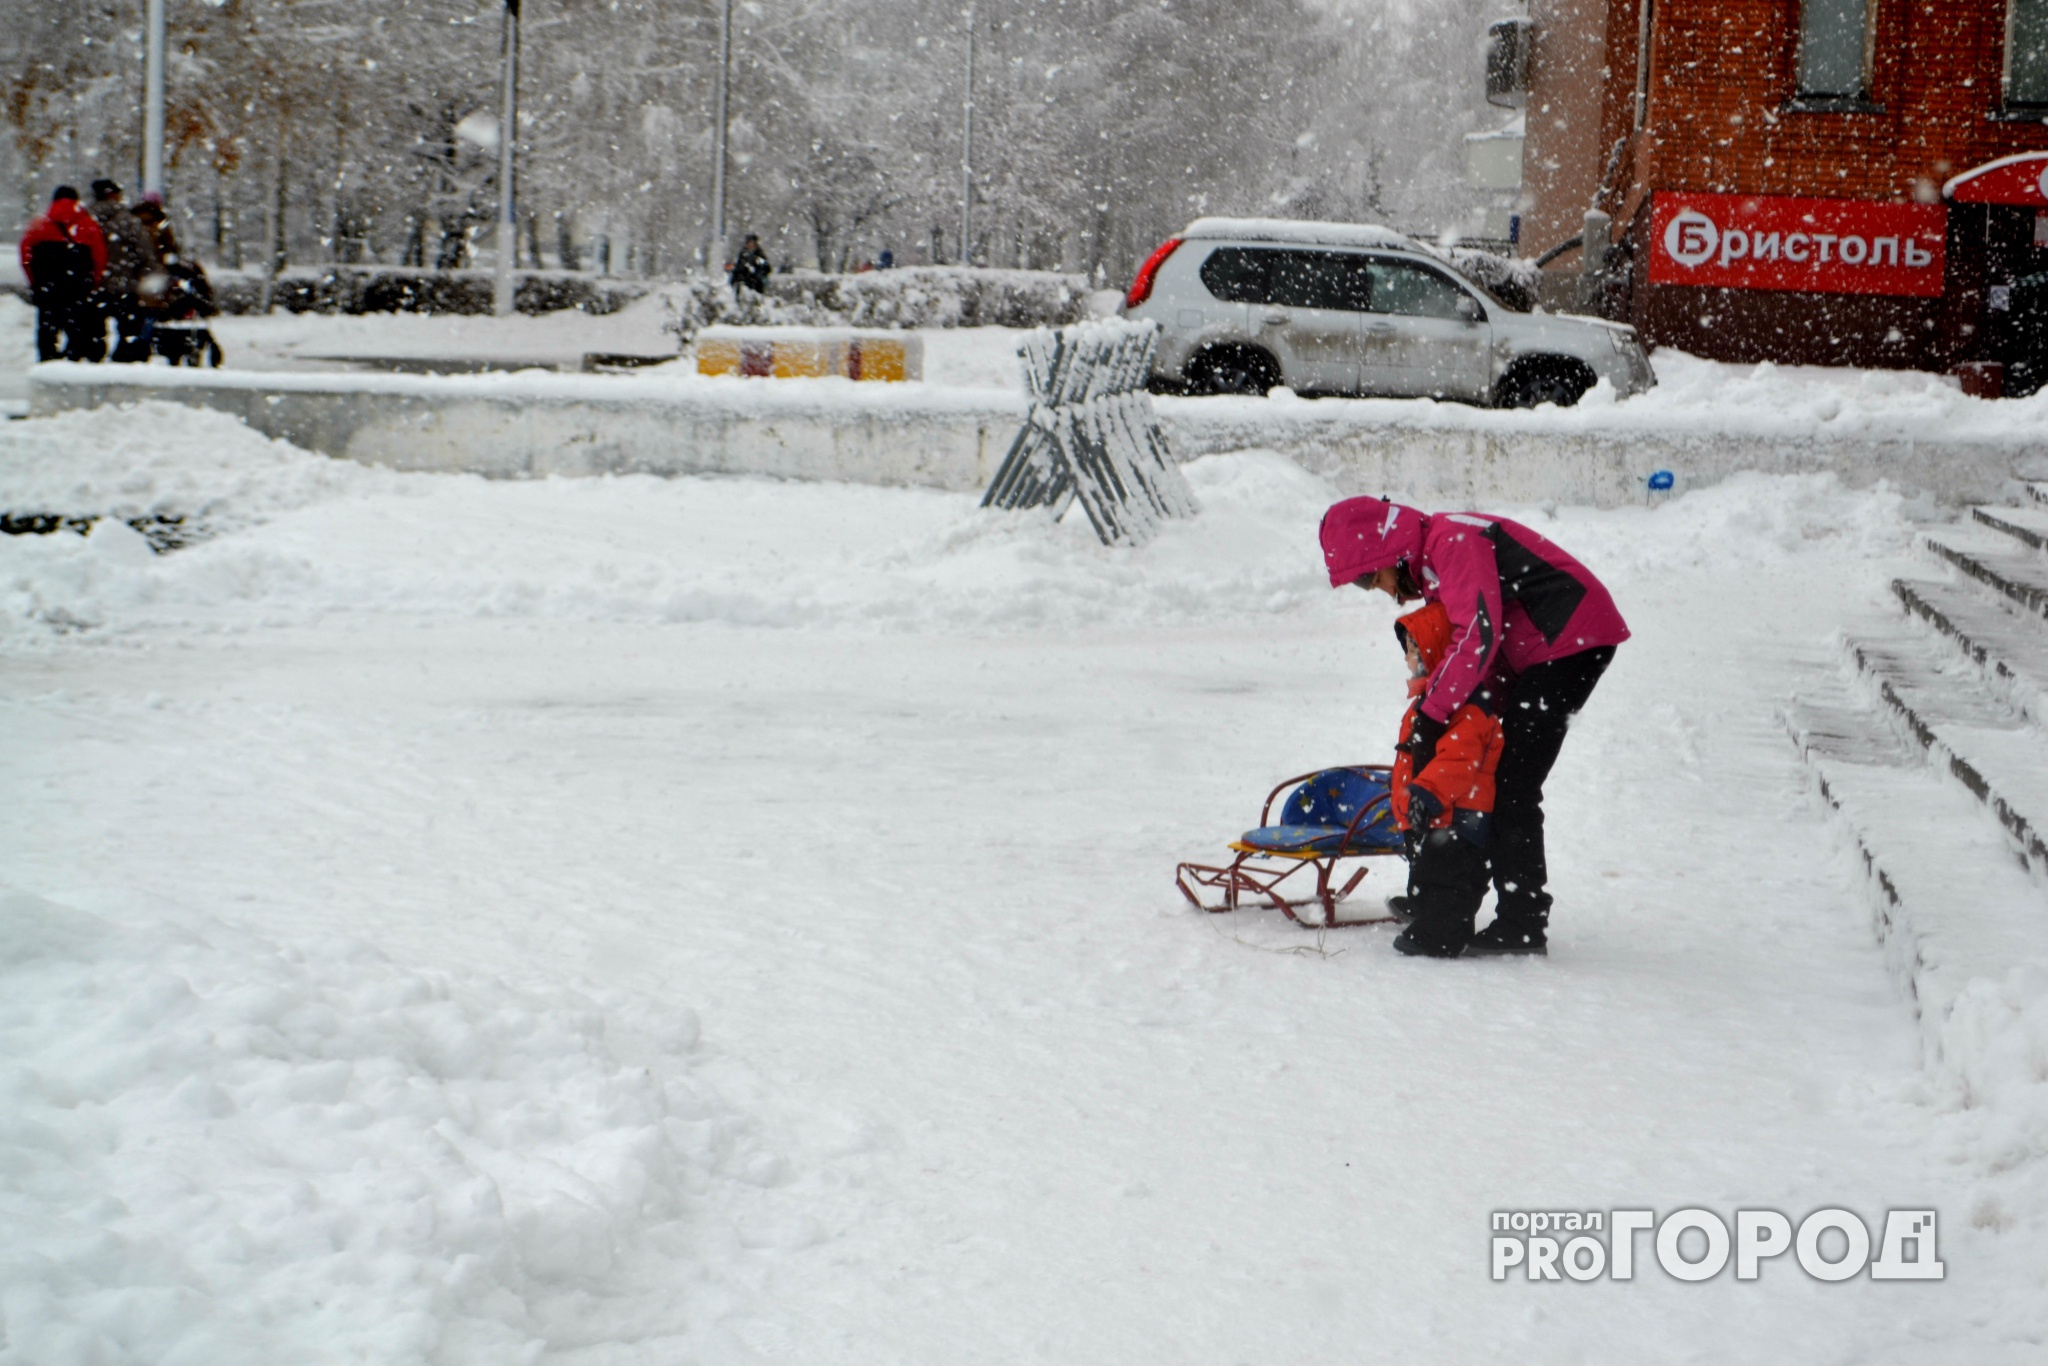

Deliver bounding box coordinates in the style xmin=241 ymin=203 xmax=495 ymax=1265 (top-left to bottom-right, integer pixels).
xmin=1175 ymin=765 xmax=1407 ymax=929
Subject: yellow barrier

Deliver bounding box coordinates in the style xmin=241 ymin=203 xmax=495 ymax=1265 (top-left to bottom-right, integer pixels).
xmin=695 ymin=329 xmax=921 ymax=382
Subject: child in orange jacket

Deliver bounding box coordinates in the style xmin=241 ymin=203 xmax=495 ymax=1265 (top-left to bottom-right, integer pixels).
xmin=1389 ymin=602 xmax=1507 ymax=958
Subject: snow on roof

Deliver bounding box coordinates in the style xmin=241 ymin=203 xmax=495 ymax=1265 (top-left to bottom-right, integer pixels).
xmin=1462 ymin=113 xmax=1526 ymax=144
xmin=1941 ymin=150 xmax=2048 ymax=200
xmin=1179 ymin=217 xmax=1416 ymax=250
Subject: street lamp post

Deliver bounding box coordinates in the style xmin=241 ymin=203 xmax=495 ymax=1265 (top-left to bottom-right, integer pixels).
xmin=494 ymin=0 xmax=521 ymax=317
xmin=960 ymin=1 xmax=975 ymax=266
xmin=143 ymin=0 xmax=166 ymax=196
xmin=709 ymin=0 xmax=734 ymax=275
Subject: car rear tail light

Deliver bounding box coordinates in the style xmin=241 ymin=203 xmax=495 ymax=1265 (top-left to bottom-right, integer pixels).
xmin=1124 ymin=237 xmax=1184 ymax=309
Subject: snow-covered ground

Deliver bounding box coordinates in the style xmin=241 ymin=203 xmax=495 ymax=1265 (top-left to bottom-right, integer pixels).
xmin=3 ymin=401 xmax=2045 ymax=1362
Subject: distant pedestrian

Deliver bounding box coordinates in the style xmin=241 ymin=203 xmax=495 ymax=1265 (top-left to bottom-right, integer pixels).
xmin=18 ymin=185 xmax=107 ymax=362
xmin=133 ymin=194 xmax=222 ymax=367
xmin=85 ymin=179 xmax=161 ymax=363
xmin=877 ymin=249 xmax=895 ymax=270
xmin=729 ymin=233 xmax=771 ymax=296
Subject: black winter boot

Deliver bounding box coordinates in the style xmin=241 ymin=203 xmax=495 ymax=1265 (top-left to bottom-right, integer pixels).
xmin=1384 ymin=894 xmax=1418 ymax=922
xmin=1466 ymin=916 xmax=1548 ymax=956
xmin=1390 ymin=832 xmax=1488 ymax=959
xmin=1393 ymin=920 xmax=1466 ymax=957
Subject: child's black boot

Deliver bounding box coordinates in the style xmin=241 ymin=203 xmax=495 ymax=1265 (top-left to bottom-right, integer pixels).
xmin=1391 ymin=830 xmax=1488 ymax=958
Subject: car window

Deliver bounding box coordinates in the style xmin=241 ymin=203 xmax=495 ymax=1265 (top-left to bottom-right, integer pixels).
xmin=1267 ymin=251 xmax=1374 ymax=311
xmin=1198 ymin=247 xmax=1375 ymax=310
xmin=1198 ymin=247 xmax=1270 ymax=304
xmin=1368 ymin=259 xmax=1472 ymax=320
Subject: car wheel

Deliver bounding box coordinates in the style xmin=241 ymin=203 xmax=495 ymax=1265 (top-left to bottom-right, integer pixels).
xmin=1190 ymin=345 xmax=1280 ymax=396
xmin=1496 ymin=357 xmax=1596 ymax=409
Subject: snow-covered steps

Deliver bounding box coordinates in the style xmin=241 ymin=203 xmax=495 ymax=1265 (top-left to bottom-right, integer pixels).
xmin=1921 ymin=524 xmax=2048 ymax=621
xmin=1891 ymin=576 xmax=2048 ymax=726
xmin=1786 ymin=694 xmax=2046 ymax=1064
xmin=1843 ymin=629 xmax=2048 ymax=874
xmin=1973 ymin=502 xmax=2048 ymax=551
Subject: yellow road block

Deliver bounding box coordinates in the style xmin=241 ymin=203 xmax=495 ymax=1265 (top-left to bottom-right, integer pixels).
xmin=694 ymin=328 xmax=921 ymax=381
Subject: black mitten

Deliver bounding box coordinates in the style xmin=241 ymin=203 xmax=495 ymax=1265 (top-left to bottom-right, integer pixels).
xmin=1406 ymin=785 xmax=1445 ymax=832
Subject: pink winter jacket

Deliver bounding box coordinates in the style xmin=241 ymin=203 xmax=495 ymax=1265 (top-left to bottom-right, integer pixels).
xmin=1320 ymin=497 xmax=1630 ymax=724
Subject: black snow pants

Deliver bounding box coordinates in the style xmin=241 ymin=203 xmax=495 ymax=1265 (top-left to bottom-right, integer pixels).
xmin=1403 ymin=829 xmax=1493 ymax=955
xmin=1491 ymin=645 xmax=1615 ymax=929
xmin=36 ymin=296 xmax=103 ymax=362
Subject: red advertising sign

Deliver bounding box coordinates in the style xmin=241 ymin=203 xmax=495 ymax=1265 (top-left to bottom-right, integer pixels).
xmin=1944 ymin=152 xmax=2048 ymax=206
xmin=1647 ymin=192 xmax=1947 ymax=298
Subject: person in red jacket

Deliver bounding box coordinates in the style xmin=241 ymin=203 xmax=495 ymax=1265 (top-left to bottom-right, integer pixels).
xmin=19 ymin=186 xmax=108 ymax=362
xmin=1387 ymin=602 xmax=1506 ymax=958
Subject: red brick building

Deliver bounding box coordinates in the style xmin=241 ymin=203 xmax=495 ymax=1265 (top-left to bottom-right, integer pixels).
xmin=1519 ymin=0 xmax=2048 ymax=387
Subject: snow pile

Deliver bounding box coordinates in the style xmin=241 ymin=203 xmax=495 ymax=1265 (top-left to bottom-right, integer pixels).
xmin=0 ymin=407 xmax=1346 ymax=640
xmin=1932 ymin=964 xmax=2048 ymax=1241
xmin=0 ymin=887 xmax=782 ymax=1366
xmin=1159 ymin=348 xmax=2048 ymax=450
xmin=0 ymin=404 xmax=1943 ymax=646
xmin=1529 ymin=468 xmax=1928 ymax=575
xmin=0 ymin=402 xmax=392 ymax=531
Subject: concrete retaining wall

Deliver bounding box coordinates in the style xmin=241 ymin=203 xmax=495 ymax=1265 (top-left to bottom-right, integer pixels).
xmin=1159 ymin=405 xmax=2040 ymax=508
xmin=27 ymin=364 xmax=2043 ymax=507
xmin=28 ymin=366 xmax=1018 ymax=491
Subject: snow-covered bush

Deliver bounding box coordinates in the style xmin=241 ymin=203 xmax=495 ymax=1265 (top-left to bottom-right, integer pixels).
xmin=1433 ymin=246 xmax=1541 ymax=313
xmin=663 ymin=266 xmax=1090 ymax=342
xmin=212 ymin=267 xmax=652 ymax=317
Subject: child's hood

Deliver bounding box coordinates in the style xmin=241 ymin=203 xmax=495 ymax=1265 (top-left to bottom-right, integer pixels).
xmin=1394 ymin=601 xmax=1453 ymax=674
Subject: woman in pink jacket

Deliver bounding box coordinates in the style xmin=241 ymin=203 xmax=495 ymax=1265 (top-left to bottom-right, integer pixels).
xmin=1320 ymin=496 xmax=1629 ymax=956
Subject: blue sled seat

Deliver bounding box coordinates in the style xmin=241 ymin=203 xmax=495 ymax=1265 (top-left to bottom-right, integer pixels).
xmin=1233 ymin=767 xmax=1404 ymax=858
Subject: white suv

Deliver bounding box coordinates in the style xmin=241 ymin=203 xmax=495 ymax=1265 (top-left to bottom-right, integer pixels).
xmin=1122 ymin=217 xmax=1654 ymax=407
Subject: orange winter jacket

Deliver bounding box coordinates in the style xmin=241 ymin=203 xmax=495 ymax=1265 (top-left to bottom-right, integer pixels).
xmin=1389 ymin=602 xmax=1505 ymax=831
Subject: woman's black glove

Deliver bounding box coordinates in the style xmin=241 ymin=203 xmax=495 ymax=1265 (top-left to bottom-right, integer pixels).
xmin=1403 ymin=712 xmax=1446 ymax=770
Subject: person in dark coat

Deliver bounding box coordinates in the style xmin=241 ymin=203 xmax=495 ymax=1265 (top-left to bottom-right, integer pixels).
xmin=17 ymin=186 xmax=108 ymax=362
xmin=133 ymin=194 xmax=222 ymax=366
xmin=85 ymin=179 xmax=161 ymax=363
xmin=729 ymin=233 xmax=772 ymax=296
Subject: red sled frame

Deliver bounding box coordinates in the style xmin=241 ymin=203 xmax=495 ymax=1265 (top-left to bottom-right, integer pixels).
xmin=1175 ymin=764 xmax=1404 ymax=929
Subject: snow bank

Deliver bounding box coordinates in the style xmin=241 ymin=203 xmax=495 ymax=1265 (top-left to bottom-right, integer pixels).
xmin=0 ymin=411 xmax=1339 ymax=640
xmin=0 ymin=887 xmax=782 ymax=1365
xmin=1161 ymin=348 xmax=2048 ymax=450
xmin=0 ymin=401 xmax=1934 ymax=652
xmin=0 ymin=403 xmax=390 ymax=533
xmin=1936 ymin=964 xmax=2048 ymax=1240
